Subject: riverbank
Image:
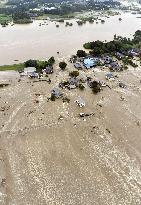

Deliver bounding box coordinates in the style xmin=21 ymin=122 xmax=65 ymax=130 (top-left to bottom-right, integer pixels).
xmin=0 ymin=63 xmax=24 ymax=71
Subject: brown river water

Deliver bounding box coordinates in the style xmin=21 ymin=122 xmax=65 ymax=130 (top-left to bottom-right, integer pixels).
xmin=0 ymin=12 xmax=141 ymax=65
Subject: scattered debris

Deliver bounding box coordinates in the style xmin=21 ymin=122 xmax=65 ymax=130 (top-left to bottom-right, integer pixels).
xmin=62 ymin=97 xmax=70 ymax=103
xmin=75 ymin=97 xmax=86 ymax=107
xmin=58 ymin=115 xmax=63 ymax=120
xmin=43 ymin=66 xmax=53 ymax=74
xmin=119 ymin=82 xmax=127 ymax=88
xmin=79 ymin=112 xmax=94 ymax=117
xmin=0 ymin=105 xmax=10 ymax=112
xmin=106 ymin=128 xmax=111 ymax=134
xmin=1 ymin=178 xmax=6 ymax=187
xmin=0 ymin=83 xmax=9 ymax=88
xmin=105 ymin=73 xmax=115 ymax=81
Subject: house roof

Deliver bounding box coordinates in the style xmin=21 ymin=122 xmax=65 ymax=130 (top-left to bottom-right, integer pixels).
xmin=110 ymin=61 xmax=119 ymax=67
xmin=83 ymin=58 xmax=96 ymax=69
xmin=74 ymin=63 xmax=82 ymax=69
xmin=24 ymin=67 xmax=36 ymax=73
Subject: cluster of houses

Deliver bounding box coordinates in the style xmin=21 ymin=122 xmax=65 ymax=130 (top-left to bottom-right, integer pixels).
xmin=71 ymin=55 xmax=124 ymax=72
xmin=71 ymin=48 xmax=141 ymax=72
xmin=20 ymin=50 xmax=133 ymax=108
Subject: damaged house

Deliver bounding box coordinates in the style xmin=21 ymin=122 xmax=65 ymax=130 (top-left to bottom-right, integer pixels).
xmin=43 ymin=66 xmax=53 ymax=74
xmin=51 ymin=88 xmax=63 ymax=98
xmin=75 ymin=97 xmax=86 ymax=108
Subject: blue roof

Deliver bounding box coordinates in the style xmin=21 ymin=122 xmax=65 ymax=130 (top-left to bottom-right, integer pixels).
xmin=83 ymin=58 xmax=96 ymax=69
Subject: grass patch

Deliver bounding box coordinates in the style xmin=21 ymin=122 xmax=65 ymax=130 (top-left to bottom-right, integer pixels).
xmin=0 ymin=14 xmax=12 ymax=24
xmin=0 ymin=63 xmax=24 ymax=71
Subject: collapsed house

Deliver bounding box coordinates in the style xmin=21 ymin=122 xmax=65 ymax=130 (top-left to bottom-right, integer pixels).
xmin=109 ymin=61 xmax=123 ymax=72
xmin=51 ymin=88 xmax=63 ymax=98
xmin=59 ymin=77 xmax=79 ymax=90
xmin=75 ymin=97 xmax=86 ymax=107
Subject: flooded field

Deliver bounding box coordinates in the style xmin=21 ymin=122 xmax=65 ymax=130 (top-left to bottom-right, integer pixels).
xmin=0 ymin=11 xmax=141 ymax=65
xmin=0 ymin=63 xmax=141 ymax=204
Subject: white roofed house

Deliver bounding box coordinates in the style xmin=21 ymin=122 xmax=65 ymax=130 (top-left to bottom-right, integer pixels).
xmin=23 ymin=67 xmax=38 ymax=78
xmin=24 ymin=67 xmax=36 ymax=74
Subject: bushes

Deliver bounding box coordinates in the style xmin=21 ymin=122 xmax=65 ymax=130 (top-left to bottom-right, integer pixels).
xmin=91 ymin=81 xmax=101 ymax=94
xmin=48 ymin=56 xmax=55 ymax=65
xmin=50 ymin=94 xmax=56 ymax=101
xmin=59 ymin=62 xmax=67 ymax=70
xmin=122 ymin=57 xmax=138 ymax=67
xmin=69 ymin=71 xmax=79 ymax=77
xmin=79 ymin=83 xmax=85 ymax=90
xmin=83 ymin=42 xmax=92 ymax=49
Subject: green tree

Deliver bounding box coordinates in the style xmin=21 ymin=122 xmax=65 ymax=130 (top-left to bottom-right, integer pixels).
xmin=77 ymin=50 xmax=86 ymax=57
xmin=24 ymin=59 xmax=38 ymax=68
xmin=48 ymin=56 xmax=55 ymax=65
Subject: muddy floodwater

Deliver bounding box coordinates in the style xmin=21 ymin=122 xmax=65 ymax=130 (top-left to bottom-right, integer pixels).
xmin=0 ymin=12 xmax=141 ymax=65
